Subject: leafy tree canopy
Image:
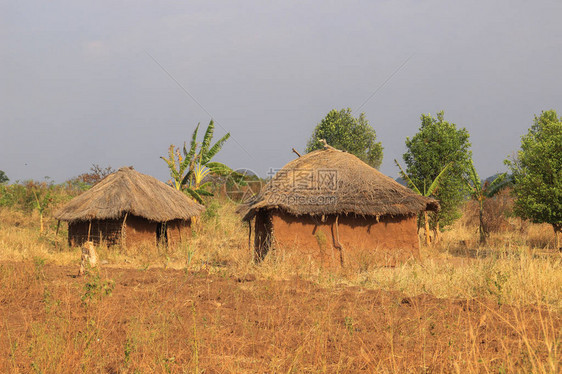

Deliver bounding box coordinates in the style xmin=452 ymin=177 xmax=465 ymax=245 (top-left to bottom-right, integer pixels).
xmin=306 ymin=108 xmax=383 ymax=169
xmin=402 ymin=111 xmax=472 ymax=228
xmin=0 ymin=170 xmax=8 ymax=184
xmin=505 ymin=110 xmax=562 ymax=241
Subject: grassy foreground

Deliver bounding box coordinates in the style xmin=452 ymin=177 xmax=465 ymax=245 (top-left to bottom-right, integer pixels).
xmin=0 ymin=201 xmax=560 ymax=372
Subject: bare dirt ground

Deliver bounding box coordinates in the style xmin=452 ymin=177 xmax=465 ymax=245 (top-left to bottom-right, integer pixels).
xmin=1 ymin=261 xmax=560 ymax=373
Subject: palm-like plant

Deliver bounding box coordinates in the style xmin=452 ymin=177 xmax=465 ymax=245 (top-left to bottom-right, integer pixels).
xmin=465 ymin=160 xmax=509 ymax=244
xmin=395 ymin=159 xmax=452 ymax=245
xmin=161 ymin=120 xmax=233 ymax=204
xmin=33 ymin=185 xmax=53 ymax=234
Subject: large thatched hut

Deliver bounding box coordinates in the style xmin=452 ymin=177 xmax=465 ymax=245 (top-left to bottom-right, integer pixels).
xmin=54 ymin=166 xmax=205 ymax=248
xmin=240 ymin=146 xmax=439 ymax=267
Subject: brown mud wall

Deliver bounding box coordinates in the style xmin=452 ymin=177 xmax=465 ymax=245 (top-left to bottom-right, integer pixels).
xmin=167 ymin=219 xmax=191 ymax=247
xmin=68 ymin=219 xmax=122 ymax=247
xmin=124 ymin=215 xmax=158 ymax=247
xmin=68 ymin=216 xmax=193 ymax=249
xmin=265 ymin=210 xmax=420 ymax=268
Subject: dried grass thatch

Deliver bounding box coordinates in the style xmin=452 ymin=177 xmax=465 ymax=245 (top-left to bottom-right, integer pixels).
xmin=54 ymin=167 xmax=205 ymax=222
xmin=241 ymin=147 xmax=439 ymax=220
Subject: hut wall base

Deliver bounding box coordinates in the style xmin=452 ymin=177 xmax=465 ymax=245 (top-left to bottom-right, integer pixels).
xmin=269 ymin=210 xmax=420 ymax=268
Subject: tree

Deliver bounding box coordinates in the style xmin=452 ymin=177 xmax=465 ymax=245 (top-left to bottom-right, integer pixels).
xmin=402 ymin=111 xmax=472 ymax=230
xmin=505 ymin=110 xmax=562 ymax=249
xmin=395 ymin=159 xmax=452 ymax=245
xmin=306 ymin=108 xmax=383 ymax=169
xmin=0 ymin=170 xmax=8 ymax=184
xmin=77 ymin=164 xmax=115 ymax=186
xmin=161 ymin=119 xmax=233 ymax=204
xmin=464 ymin=160 xmax=509 ymax=244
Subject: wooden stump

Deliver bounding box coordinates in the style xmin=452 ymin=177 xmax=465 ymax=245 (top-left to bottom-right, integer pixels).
xmin=79 ymin=241 xmax=98 ymax=276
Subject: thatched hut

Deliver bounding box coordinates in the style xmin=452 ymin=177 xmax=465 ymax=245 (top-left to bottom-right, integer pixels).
xmin=54 ymin=166 xmax=205 ymax=248
xmin=240 ymin=146 xmax=439 ymax=267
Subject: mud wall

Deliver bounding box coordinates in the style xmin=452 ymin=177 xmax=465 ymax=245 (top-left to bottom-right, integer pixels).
xmin=124 ymin=215 xmax=158 ymax=247
xmin=167 ymin=219 xmax=191 ymax=247
xmin=68 ymin=219 xmax=123 ymax=247
xmin=266 ymin=210 xmax=420 ymax=268
xmin=68 ymin=215 xmax=194 ymax=249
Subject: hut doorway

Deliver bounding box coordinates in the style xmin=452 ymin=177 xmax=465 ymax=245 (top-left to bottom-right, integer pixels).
xmin=254 ymin=210 xmax=273 ymax=261
xmin=156 ymin=222 xmax=168 ymax=246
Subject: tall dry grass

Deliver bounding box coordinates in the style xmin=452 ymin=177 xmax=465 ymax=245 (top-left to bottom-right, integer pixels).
xmin=1 ymin=197 xmax=560 ymax=311
xmin=1 ymin=198 xmax=561 ymax=373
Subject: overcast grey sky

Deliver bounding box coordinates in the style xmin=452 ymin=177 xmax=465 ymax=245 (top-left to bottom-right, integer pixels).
xmin=1 ymin=1 xmax=561 ymax=183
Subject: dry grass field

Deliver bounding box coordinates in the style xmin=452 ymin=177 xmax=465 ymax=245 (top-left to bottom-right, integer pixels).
xmin=0 ymin=200 xmax=560 ymax=373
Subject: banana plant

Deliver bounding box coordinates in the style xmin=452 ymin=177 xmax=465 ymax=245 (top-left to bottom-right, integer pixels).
xmin=465 ymin=160 xmax=509 ymax=244
xmin=395 ymin=159 xmax=452 ymax=246
xmin=161 ymin=120 xmax=233 ymax=204
xmin=32 ymin=184 xmax=54 ymax=234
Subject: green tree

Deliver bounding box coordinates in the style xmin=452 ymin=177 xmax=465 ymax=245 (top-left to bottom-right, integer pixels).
xmin=306 ymin=108 xmax=383 ymax=169
xmin=402 ymin=111 xmax=472 ymax=230
xmin=161 ymin=119 xmax=233 ymax=204
xmin=0 ymin=170 xmax=8 ymax=184
xmin=505 ymin=110 xmax=562 ymax=249
xmin=464 ymin=161 xmax=509 ymax=244
xmin=395 ymin=159 xmax=452 ymax=245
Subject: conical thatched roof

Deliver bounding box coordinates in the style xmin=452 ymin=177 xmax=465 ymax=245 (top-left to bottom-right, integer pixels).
xmin=54 ymin=167 xmax=205 ymax=222
xmin=240 ymin=147 xmax=439 ymax=220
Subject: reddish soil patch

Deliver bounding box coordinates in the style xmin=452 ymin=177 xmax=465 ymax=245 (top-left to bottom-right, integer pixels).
xmin=0 ymin=262 xmax=559 ymax=373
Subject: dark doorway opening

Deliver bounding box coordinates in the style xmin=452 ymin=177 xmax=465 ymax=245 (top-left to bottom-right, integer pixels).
xmin=254 ymin=210 xmax=273 ymax=261
xmin=156 ymin=222 xmax=168 ymax=246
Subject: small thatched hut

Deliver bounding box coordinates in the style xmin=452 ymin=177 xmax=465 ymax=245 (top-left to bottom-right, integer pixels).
xmin=54 ymin=166 xmax=205 ymax=248
xmin=240 ymin=146 xmax=439 ymax=267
